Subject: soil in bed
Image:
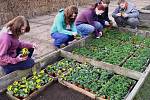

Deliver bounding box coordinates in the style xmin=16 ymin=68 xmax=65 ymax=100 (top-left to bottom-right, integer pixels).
xmin=31 ymin=82 xmax=93 ymax=100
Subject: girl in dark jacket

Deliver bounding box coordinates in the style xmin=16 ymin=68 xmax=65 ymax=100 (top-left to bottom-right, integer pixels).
xmin=75 ymin=4 xmax=105 ymax=38
xmin=96 ymin=0 xmax=112 ymax=27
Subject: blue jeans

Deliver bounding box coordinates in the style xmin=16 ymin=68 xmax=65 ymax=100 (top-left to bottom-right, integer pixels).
xmin=51 ymin=32 xmax=74 ymax=48
xmin=76 ymin=21 xmax=103 ymax=37
xmin=96 ymin=0 xmax=100 ymax=3
xmin=1 ymin=48 xmax=35 ymax=74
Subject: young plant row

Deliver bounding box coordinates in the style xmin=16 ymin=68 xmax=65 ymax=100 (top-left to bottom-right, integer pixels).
xmin=103 ymin=28 xmax=145 ymax=44
xmin=46 ymin=59 xmax=136 ymax=100
xmin=72 ymin=28 xmax=150 ymax=71
xmin=46 ymin=59 xmax=76 ymax=78
xmin=7 ymin=70 xmax=53 ymax=99
xmin=123 ymin=47 xmax=150 ymax=72
xmin=73 ymin=38 xmax=136 ymax=65
xmin=98 ymin=75 xmax=135 ymax=100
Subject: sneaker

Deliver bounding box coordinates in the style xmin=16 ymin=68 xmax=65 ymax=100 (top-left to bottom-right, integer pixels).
xmin=96 ymin=32 xmax=102 ymax=39
xmin=96 ymin=36 xmax=100 ymax=39
xmin=60 ymin=44 xmax=66 ymax=48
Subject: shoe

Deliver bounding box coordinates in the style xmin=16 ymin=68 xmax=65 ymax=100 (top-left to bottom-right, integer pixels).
xmin=130 ymin=27 xmax=138 ymax=33
xmin=96 ymin=36 xmax=100 ymax=39
xmin=60 ymin=44 xmax=66 ymax=48
xmin=96 ymin=32 xmax=102 ymax=39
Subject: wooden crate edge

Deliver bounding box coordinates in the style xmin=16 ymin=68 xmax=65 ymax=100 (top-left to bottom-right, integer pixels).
xmin=58 ymin=79 xmax=106 ymax=100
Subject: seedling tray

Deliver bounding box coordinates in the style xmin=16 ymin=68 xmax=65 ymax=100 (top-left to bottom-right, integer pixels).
xmin=6 ymin=78 xmax=55 ymax=100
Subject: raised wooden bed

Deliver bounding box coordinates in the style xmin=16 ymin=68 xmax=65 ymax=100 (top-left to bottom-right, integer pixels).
xmin=2 ymin=47 xmax=149 ymax=100
xmin=33 ymin=49 xmax=142 ymax=99
xmin=42 ymin=52 xmax=137 ymax=99
xmin=60 ymin=32 xmax=150 ymax=99
xmin=59 ymin=49 xmax=150 ymax=100
xmin=61 ymin=29 xmax=149 ymax=72
xmin=2 ymin=46 xmax=139 ymax=100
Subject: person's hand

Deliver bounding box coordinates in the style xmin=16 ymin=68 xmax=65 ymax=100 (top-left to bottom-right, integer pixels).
xmin=122 ymin=13 xmax=128 ymax=17
xmin=107 ymin=20 xmax=113 ymax=28
xmin=32 ymin=43 xmax=38 ymax=49
xmin=72 ymin=32 xmax=78 ymax=36
xmin=105 ymin=21 xmax=110 ymax=26
xmin=116 ymin=13 xmax=121 ymax=17
xmin=17 ymin=54 xmax=28 ymax=61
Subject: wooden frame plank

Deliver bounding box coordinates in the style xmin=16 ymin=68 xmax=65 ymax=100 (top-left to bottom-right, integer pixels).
xmin=35 ymin=50 xmax=61 ymax=69
xmin=0 ymin=28 xmax=149 ymax=99
xmin=60 ymin=50 xmax=142 ymax=80
xmin=59 ymin=80 xmax=106 ymax=100
xmin=62 ymin=35 xmax=91 ymax=52
xmin=125 ymin=64 xmax=150 ymax=100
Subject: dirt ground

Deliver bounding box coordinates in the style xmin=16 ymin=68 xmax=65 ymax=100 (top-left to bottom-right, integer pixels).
xmin=32 ymin=82 xmax=93 ymax=100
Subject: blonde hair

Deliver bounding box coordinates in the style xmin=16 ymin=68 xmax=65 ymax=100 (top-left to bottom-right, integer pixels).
xmin=6 ymin=16 xmax=30 ymax=37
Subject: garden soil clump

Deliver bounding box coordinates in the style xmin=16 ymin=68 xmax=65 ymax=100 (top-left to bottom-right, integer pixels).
xmin=32 ymin=82 xmax=93 ymax=100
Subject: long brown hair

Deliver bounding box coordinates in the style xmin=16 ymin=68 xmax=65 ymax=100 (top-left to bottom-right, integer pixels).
xmin=91 ymin=2 xmax=104 ymax=9
xmin=6 ymin=16 xmax=30 ymax=37
xmin=64 ymin=5 xmax=78 ymax=25
xmin=99 ymin=0 xmax=110 ymax=4
xmin=91 ymin=3 xmax=105 ymax=11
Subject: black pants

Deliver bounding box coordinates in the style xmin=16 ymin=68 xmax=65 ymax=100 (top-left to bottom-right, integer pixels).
xmin=114 ymin=17 xmax=139 ymax=28
xmin=1 ymin=48 xmax=35 ymax=74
